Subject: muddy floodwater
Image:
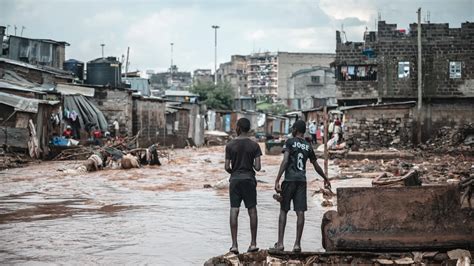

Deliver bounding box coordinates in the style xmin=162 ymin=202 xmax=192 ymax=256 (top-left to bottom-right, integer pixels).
xmin=0 ymin=145 xmax=372 ymax=265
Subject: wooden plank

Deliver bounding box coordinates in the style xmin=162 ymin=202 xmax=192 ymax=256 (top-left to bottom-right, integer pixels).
xmin=0 ymin=126 xmax=29 ymax=148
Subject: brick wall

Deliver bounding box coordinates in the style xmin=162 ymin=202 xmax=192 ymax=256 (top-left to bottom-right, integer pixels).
xmin=335 ymin=21 xmax=474 ymax=102
xmin=343 ymin=104 xmax=415 ymax=149
xmin=92 ymin=88 xmax=132 ymax=136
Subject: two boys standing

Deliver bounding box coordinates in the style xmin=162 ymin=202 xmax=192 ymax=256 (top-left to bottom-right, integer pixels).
xmin=224 ymin=118 xmax=331 ymax=254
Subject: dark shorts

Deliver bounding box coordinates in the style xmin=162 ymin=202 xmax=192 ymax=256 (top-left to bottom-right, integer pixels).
xmin=280 ymin=181 xmax=307 ymax=212
xmin=229 ymin=179 xmax=257 ymax=209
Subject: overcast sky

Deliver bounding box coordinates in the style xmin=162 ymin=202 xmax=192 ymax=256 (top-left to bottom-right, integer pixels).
xmin=1 ymin=0 xmax=472 ymax=73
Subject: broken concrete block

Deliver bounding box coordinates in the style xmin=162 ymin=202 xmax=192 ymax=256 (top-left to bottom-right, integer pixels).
xmin=375 ymin=258 xmax=394 ymax=264
xmin=447 ymin=249 xmax=471 ymax=259
xmin=394 ymin=257 xmax=414 ymax=264
xmin=322 ymin=186 xmax=474 ymax=251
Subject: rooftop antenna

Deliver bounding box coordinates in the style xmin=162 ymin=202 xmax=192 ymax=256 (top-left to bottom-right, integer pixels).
xmin=6 ymin=25 xmax=10 ymax=35
xmin=341 ymin=24 xmax=347 ymax=43
xmin=100 ymin=43 xmax=105 ymax=58
xmin=14 ymin=25 xmax=17 ymax=36
xmin=427 ymin=11 xmax=431 ymax=23
xmin=20 ymin=26 xmax=25 ymax=37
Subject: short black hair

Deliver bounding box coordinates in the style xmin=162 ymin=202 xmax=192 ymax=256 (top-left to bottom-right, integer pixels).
xmin=292 ymin=120 xmax=306 ymax=134
xmin=237 ymin=118 xmax=251 ymax=133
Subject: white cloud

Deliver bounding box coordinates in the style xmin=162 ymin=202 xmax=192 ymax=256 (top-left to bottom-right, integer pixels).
xmin=319 ymin=0 xmax=376 ymax=22
xmin=245 ymin=29 xmax=267 ymax=41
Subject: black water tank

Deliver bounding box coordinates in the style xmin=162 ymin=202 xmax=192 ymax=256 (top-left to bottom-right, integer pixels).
xmin=63 ymin=59 xmax=84 ymax=80
xmin=86 ymin=57 xmax=121 ymax=87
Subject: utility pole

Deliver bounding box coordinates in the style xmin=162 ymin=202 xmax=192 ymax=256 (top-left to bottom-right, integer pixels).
xmin=170 ymin=42 xmax=174 ymax=84
xmin=125 ymin=46 xmax=130 ymax=78
xmin=417 ymin=8 xmax=423 ymax=144
xmin=100 ymin=43 xmax=105 ymax=58
xmin=212 ymin=25 xmax=219 ymax=85
xmin=323 ymin=105 xmax=328 ymax=177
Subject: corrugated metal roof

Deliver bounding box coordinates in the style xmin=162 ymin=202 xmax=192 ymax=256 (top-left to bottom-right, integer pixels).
xmin=339 ymin=101 xmax=416 ymax=111
xmin=0 ymin=80 xmax=45 ymax=94
xmin=0 ymin=58 xmax=73 ymax=78
xmin=164 ymin=90 xmax=199 ymax=97
xmin=0 ymin=91 xmax=59 ymax=113
xmin=55 ymin=83 xmax=95 ymax=97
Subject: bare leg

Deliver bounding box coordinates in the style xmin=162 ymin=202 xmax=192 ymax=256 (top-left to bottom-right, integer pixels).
xmin=230 ymin=207 xmax=239 ymax=251
xmin=248 ymin=207 xmax=258 ymax=249
xmin=276 ymin=209 xmax=287 ymax=249
xmin=294 ymin=211 xmax=305 ymax=251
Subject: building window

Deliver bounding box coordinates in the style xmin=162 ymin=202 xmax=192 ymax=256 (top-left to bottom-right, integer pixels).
xmin=311 ymin=76 xmax=320 ymax=84
xmin=337 ymin=65 xmax=377 ymax=81
xmin=398 ymin=61 xmax=410 ymax=78
xmin=449 ymin=61 xmax=462 ymax=79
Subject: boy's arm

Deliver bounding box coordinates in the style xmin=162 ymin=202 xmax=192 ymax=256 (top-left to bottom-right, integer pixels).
xmin=225 ymin=145 xmax=232 ymax=174
xmin=275 ymin=151 xmax=289 ymax=192
xmin=311 ymin=159 xmax=331 ymax=188
xmin=253 ymin=156 xmax=261 ymax=171
xmin=225 ymin=159 xmax=232 ymax=174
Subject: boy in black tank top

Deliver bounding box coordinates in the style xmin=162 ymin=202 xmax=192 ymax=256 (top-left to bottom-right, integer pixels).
xmin=271 ymin=120 xmax=331 ymax=252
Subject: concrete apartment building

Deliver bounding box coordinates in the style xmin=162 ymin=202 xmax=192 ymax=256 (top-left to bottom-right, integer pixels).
xmin=193 ymin=69 xmax=213 ymax=85
xmin=218 ymin=52 xmax=335 ymax=103
xmin=217 ymin=55 xmax=247 ymax=97
xmin=246 ymin=52 xmax=335 ymax=100
xmin=149 ymin=65 xmax=192 ymax=96
xmin=287 ymin=66 xmax=336 ymax=110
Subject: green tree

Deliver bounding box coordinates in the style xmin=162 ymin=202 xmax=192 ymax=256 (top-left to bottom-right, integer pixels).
xmin=192 ymin=81 xmax=233 ymax=110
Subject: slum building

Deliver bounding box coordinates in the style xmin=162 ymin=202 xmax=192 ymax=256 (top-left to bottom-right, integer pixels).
xmin=334 ymin=20 xmax=474 ymax=146
xmin=0 ymin=26 xmax=69 ymax=70
xmin=162 ymin=91 xmax=205 ymax=148
xmin=131 ymin=95 xmax=166 ymax=147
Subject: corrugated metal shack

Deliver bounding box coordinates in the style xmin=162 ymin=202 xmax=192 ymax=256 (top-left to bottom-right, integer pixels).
xmin=0 ymin=80 xmax=60 ymax=158
xmin=132 ymin=95 xmax=166 ymax=147
xmin=160 ymin=102 xmax=204 ymax=148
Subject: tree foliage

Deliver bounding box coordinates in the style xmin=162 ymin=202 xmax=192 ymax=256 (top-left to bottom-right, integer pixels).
xmin=192 ymin=82 xmax=234 ymax=110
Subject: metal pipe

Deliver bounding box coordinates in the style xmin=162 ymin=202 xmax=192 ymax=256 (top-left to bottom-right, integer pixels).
xmin=170 ymin=43 xmax=174 ymax=84
xmin=417 ymin=8 xmax=423 ymax=144
xmin=212 ymin=25 xmax=219 ymax=85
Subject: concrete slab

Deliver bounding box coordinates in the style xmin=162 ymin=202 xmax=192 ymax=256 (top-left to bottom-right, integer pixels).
xmin=322 ymin=185 xmax=474 ymax=251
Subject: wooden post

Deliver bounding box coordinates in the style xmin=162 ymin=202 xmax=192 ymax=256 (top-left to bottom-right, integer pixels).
xmin=323 ymin=106 xmax=328 ymax=177
xmin=417 ymin=7 xmax=423 ymax=144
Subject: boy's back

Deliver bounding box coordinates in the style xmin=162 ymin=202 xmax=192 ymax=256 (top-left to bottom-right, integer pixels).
xmin=283 ymin=137 xmax=316 ymax=182
xmin=225 ymin=138 xmax=262 ymax=180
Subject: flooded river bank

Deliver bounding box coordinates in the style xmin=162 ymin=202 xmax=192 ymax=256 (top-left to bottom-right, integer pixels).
xmin=0 ymin=146 xmax=371 ymax=265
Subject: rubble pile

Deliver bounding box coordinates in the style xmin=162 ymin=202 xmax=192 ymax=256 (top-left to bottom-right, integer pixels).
xmin=204 ymin=249 xmax=472 ymax=265
xmin=345 ymin=117 xmax=412 ymax=150
xmin=424 ymin=123 xmax=474 ymax=153
xmin=334 ymin=154 xmax=473 ymax=184
xmin=0 ymin=149 xmax=31 ymax=170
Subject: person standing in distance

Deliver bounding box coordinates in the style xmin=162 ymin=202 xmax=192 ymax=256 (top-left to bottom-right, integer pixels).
xmin=225 ymin=118 xmax=262 ymax=254
xmin=272 ymin=120 xmax=331 ymax=252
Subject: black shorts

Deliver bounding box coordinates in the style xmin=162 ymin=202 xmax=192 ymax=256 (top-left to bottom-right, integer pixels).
xmin=280 ymin=181 xmax=307 ymax=212
xmin=229 ymin=179 xmax=257 ymax=209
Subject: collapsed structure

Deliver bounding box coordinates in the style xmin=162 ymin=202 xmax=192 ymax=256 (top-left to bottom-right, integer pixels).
xmin=334 ymin=21 xmax=474 ymax=146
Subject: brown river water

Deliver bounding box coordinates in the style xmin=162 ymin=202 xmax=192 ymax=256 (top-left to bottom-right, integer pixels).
xmin=0 ymin=145 xmax=371 ymax=265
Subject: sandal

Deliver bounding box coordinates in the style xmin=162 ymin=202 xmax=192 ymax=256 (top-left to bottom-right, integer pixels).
xmin=247 ymin=246 xmax=259 ymax=253
xmin=268 ymin=243 xmax=284 ymax=252
xmin=229 ymin=247 xmax=239 ymax=255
